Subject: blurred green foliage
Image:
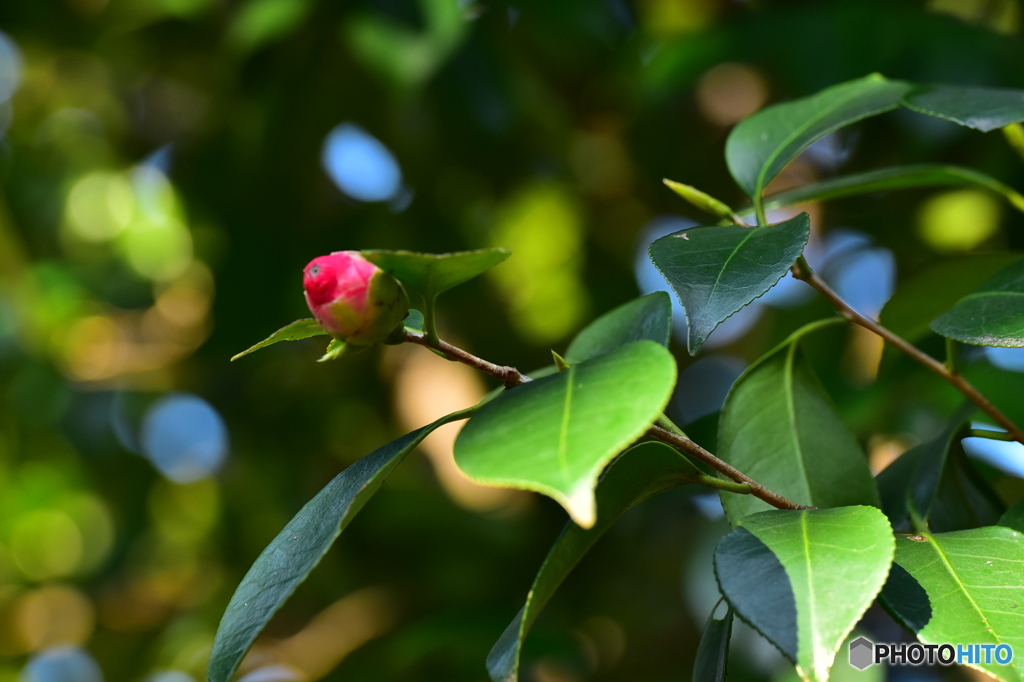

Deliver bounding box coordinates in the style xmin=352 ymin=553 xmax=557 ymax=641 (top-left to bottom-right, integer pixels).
xmin=1 ymin=0 xmax=1024 ymax=680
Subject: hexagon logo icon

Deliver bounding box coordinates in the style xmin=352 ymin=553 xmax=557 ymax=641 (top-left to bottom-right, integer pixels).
xmin=849 ymin=636 xmax=874 ymax=670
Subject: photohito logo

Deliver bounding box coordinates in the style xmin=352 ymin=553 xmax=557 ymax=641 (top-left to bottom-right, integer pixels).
xmin=848 ymin=636 xmax=1013 ymax=669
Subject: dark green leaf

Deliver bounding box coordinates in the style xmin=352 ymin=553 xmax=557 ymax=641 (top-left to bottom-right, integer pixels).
xmin=454 ymin=341 xmax=677 ymax=527
xmin=726 ymin=74 xmax=912 ymax=200
xmin=403 ymin=308 xmax=425 ymax=333
xmin=487 ymin=442 xmax=701 ymax=682
xmin=648 ymin=214 xmax=810 ymax=355
xmin=564 ymin=292 xmax=672 ymax=363
xmin=714 ymin=507 xmax=894 ymax=682
xmin=880 ymin=529 xmax=1024 ymax=681
xmin=999 ymin=499 xmax=1024 ymax=533
xmin=718 ymin=320 xmax=878 ymax=523
xmin=692 ymin=606 xmax=733 ymax=682
xmin=877 ymin=413 xmax=1004 ymax=533
xmin=231 ymin=319 xmax=329 ymax=361
xmin=362 ymin=248 xmax=510 ymax=299
xmin=931 ymin=259 xmax=1024 ymax=347
xmin=904 ymin=85 xmax=1024 ymax=132
xmin=207 ymin=408 xmax=474 ymax=682
xmin=762 ymin=164 xmax=1024 ymax=214
xmin=881 ymin=254 xmax=1023 ymax=343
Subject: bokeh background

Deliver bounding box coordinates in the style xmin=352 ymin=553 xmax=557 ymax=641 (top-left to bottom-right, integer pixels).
xmin=2 ymin=0 xmax=1024 ymax=680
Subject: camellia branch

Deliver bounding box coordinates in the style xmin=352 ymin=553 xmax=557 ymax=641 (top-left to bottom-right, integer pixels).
xmin=790 ymin=257 xmax=1024 ymax=446
xmin=403 ymin=329 xmax=811 ymax=511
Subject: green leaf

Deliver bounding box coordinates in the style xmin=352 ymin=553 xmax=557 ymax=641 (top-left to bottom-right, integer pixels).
xmin=880 ymin=528 xmax=1024 ymax=682
xmin=761 ymin=164 xmax=1024 ymax=214
xmin=877 ymin=413 xmax=1004 ymax=533
xmin=775 ymin=633 xmax=884 ymax=682
xmin=714 ymin=507 xmax=895 ymax=682
xmin=362 ymin=248 xmax=510 ymax=298
xmin=207 ymin=408 xmax=474 ymax=682
xmin=717 ymin=319 xmax=878 ymax=524
xmin=1000 ymin=499 xmax=1024 ymax=533
xmin=931 ymin=258 xmax=1024 ymax=347
xmin=403 ymin=308 xmax=425 ymax=333
xmin=692 ymin=606 xmax=733 ymax=682
xmin=881 ymin=253 xmax=1023 ymax=343
xmin=454 ymin=341 xmax=677 ymax=528
xmin=486 ymin=442 xmax=701 ymax=682
xmin=564 ymin=292 xmax=672 ymax=363
xmin=904 ymin=85 xmax=1024 ymax=132
xmin=648 ymin=214 xmax=810 ymax=355
xmin=363 ymin=248 xmax=511 ymax=342
xmin=725 ymin=74 xmax=912 ymax=202
xmin=231 ymin=319 xmax=329 ymax=361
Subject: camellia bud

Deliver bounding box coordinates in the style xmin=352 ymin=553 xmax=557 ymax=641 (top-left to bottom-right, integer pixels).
xmin=303 ymin=251 xmax=409 ymax=346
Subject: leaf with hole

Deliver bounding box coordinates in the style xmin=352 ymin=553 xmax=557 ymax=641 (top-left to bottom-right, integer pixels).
xmin=904 ymin=85 xmax=1024 ymax=132
xmin=648 ymin=214 xmax=810 ymax=355
xmin=454 ymin=341 xmax=677 ymax=528
xmin=207 ymin=408 xmax=474 ymax=682
xmin=692 ymin=606 xmax=733 ymax=682
xmin=231 ymin=318 xmax=329 ymax=361
xmin=931 ymin=259 xmax=1024 ymax=347
xmin=487 ymin=442 xmax=701 ymax=682
xmin=564 ymin=292 xmax=671 ymax=363
xmin=714 ymin=506 xmax=894 ymax=682
xmin=717 ymin=320 xmax=878 ymax=524
xmin=877 ymin=412 xmax=1003 ymax=533
xmin=880 ymin=528 xmax=1024 ymax=681
xmin=725 ymin=73 xmax=912 ymax=201
xmin=761 ymin=164 xmax=1024 ymax=214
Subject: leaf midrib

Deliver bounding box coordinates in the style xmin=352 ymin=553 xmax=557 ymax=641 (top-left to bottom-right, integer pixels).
xmin=557 ymin=365 xmax=576 ymax=485
xmin=702 ymin=228 xmax=758 ymax=323
xmin=755 ymin=83 xmax=885 ymax=198
xmin=924 ymin=534 xmax=999 ymax=641
xmin=799 ymin=511 xmax=820 ymax=679
xmin=783 ymin=343 xmax=813 ymax=506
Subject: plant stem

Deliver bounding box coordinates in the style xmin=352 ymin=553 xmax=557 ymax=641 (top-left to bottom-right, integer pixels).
xmin=404 ymin=329 xmax=811 ymax=511
xmin=971 ymin=427 xmax=1015 ymax=442
xmin=945 ymin=337 xmax=959 ymax=374
xmin=695 ymin=473 xmax=752 ymax=495
xmin=790 ymin=258 xmax=1024 ymax=445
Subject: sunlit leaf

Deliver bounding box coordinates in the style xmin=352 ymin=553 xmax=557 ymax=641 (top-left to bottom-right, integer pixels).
xmin=564 ymin=292 xmax=671 ymax=363
xmin=717 ymin=319 xmax=877 ymax=523
xmin=714 ymin=507 xmax=894 ymax=682
xmin=363 ymin=248 xmax=510 ymax=299
xmin=880 ymin=528 xmax=1024 ymax=681
xmin=207 ymin=408 xmax=475 ymax=682
xmin=454 ymin=341 xmax=676 ymax=527
xmin=761 ymin=164 xmax=1024 ymax=214
xmin=648 ymin=214 xmax=810 ymax=355
xmin=726 ymin=74 xmax=912 ymax=200
xmin=231 ymin=319 xmax=329 ymax=361
xmin=904 ymin=85 xmax=1024 ymax=132
xmin=931 ymin=259 xmax=1024 ymax=347
xmin=487 ymin=442 xmax=701 ymax=682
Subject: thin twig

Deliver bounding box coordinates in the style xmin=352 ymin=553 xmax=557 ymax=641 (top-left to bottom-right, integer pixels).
xmin=404 ymin=329 xmax=811 ymax=511
xmin=790 ymin=258 xmax=1024 ymax=445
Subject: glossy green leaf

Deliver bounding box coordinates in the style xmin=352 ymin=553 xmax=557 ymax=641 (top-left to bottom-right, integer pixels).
xmin=648 ymin=214 xmax=810 ymax=355
xmin=878 ymin=414 xmax=1003 ymax=533
xmin=231 ymin=318 xmax=329 ymax=361
xmin=714 ymin=507 xmax=895 ymax=682
xmin=880 ymin=528 xmax=1024 ymax=681
xmin=904 ymin=85 xmax=1024 ymax=132
xmin=881 ymin=254 xmax=1022 ymax=343
xmin=487 ymin=442 xmax=701 ymax=682
xmin=564 ymin=292 xmax=672 ymax=363
xmin=931 ymin=259 xmax=1024 ymax=347
xmin=207 ymin=408 xmax=474 ymax=682
xmin=718 ymin=320 xmax=878 ymax=523
xmin=454 ymin=341 xmax=677 ymax=527
xmin=1000 ymin=499 xmax=1024 ymax=533
xmin=362 ymin=248 xmax=510 ymax=299
xmin=762 ymin=164 xmax=1024 ymax=214
xmin=775 ymin=632 xmax=884 ymax=682
xmin=726 ymin=74 xmax=912 ymax=201
xmin=692 ymin=606 xmax=733 ymax=682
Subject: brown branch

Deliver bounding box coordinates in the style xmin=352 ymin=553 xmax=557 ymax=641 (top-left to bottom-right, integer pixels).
xmin=404 ymin=329 xmax=810 ymax=511
xmin=791 ymin=258 xmax=1024 ymax=445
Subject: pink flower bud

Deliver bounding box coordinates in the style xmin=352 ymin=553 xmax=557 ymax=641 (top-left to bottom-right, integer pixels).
xmin=303 ymin=251 xmax=409 ymax=346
